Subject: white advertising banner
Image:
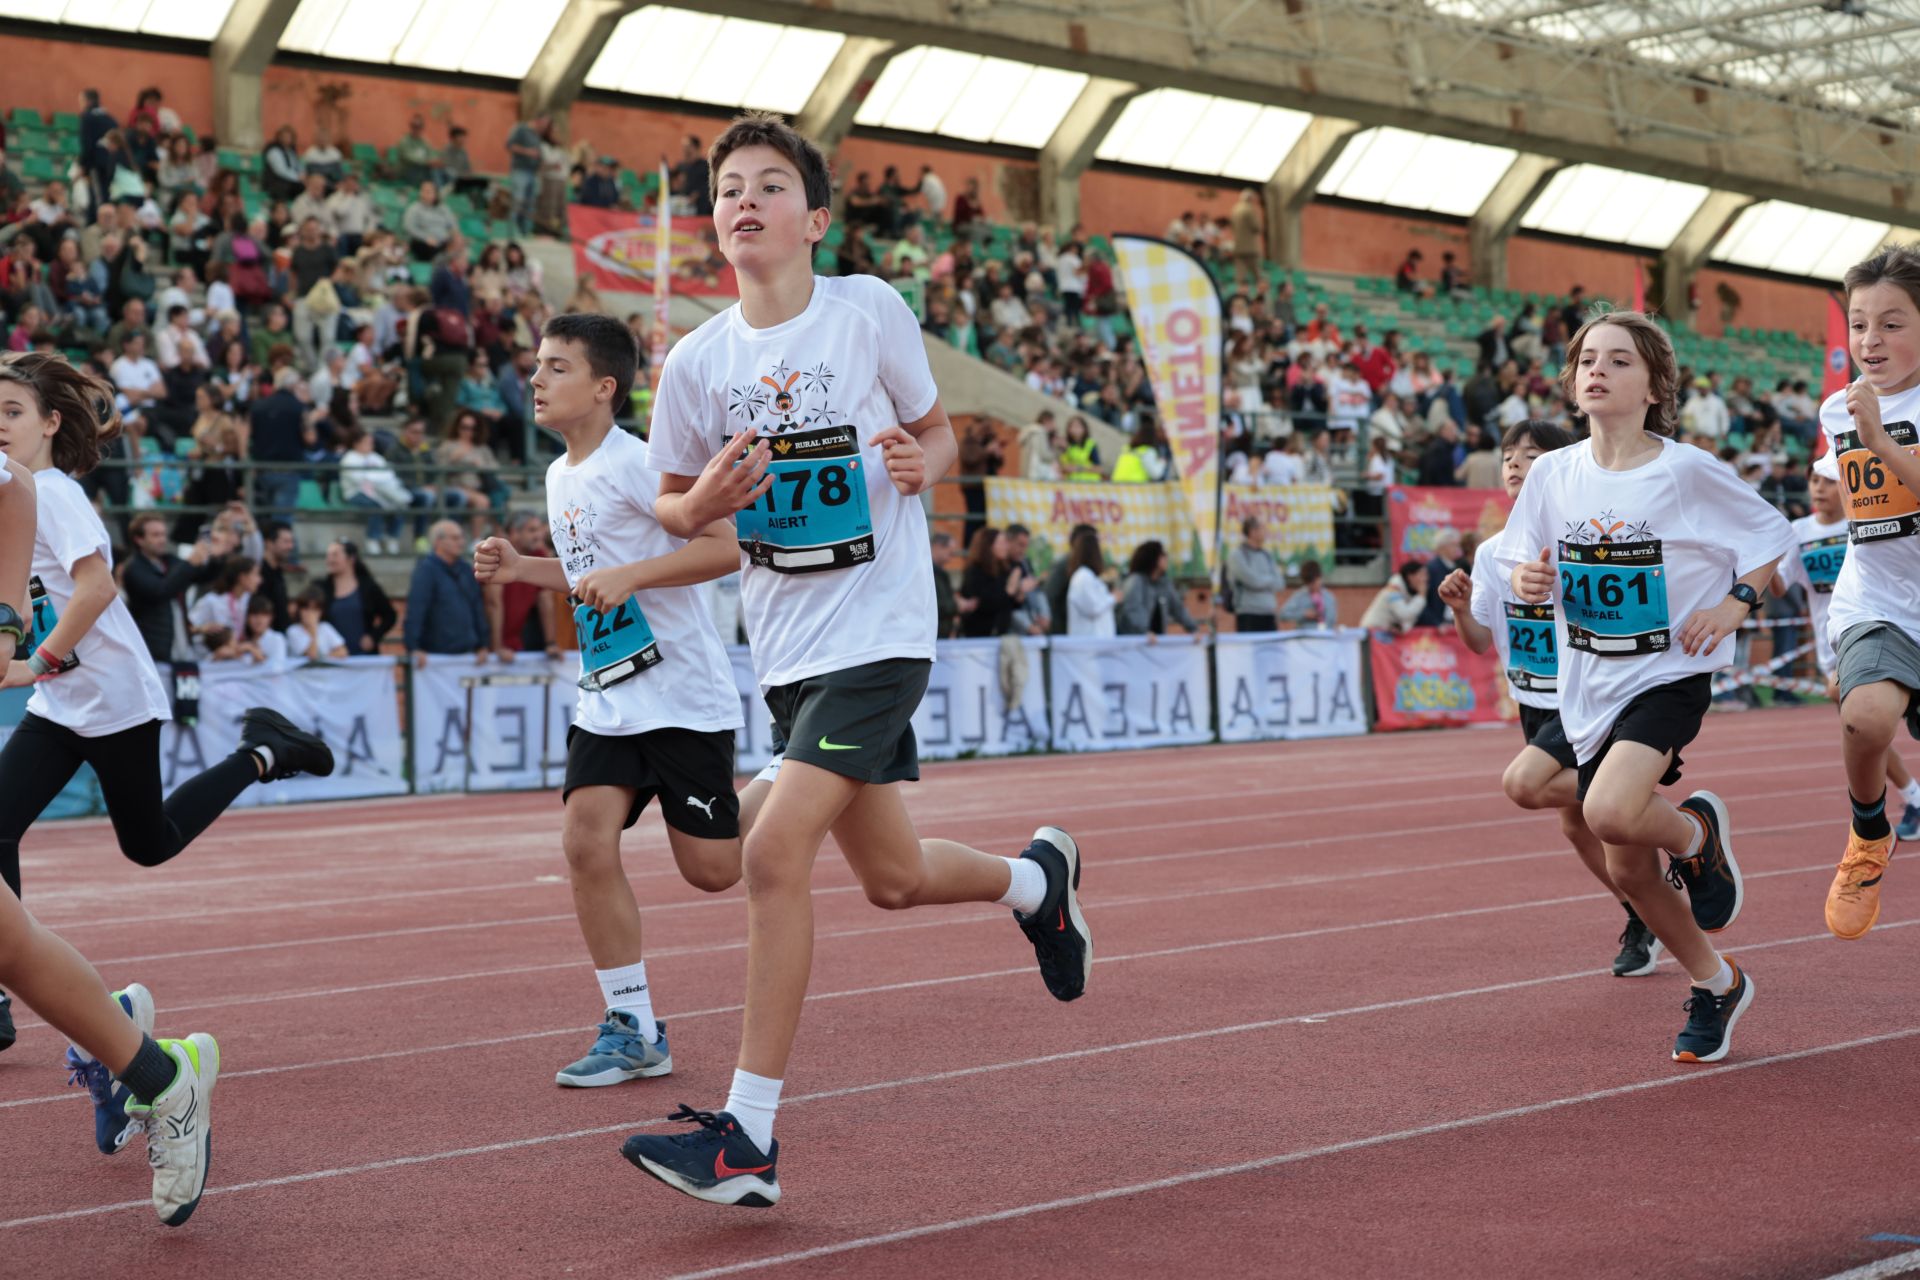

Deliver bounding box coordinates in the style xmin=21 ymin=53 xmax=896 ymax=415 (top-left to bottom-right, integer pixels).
xmin=1046 ymin=635 xmax=1210 ymax=753
xmin=407 ymin=653 xmax=575 ymax=794
xmin=158 ymin=656 xmax=408 ymax=805
xmin=913 ymin=636 xmax=1050 ymax=761
xmin=1212 ymin=630 xmax=1369 ymax=742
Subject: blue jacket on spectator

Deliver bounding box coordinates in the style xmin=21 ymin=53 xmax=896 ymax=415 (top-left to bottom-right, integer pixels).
xmin=430 ymin=264 xmax=471 ymax=317
xmin=249 ymin=388 xmax=307 ymax=462
xmin=404 ymin=548 xmax=488 ymax=656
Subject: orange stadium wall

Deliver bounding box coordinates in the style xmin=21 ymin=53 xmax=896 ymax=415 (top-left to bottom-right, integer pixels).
xmin=1078 ymin=169 xmax=1242 ymax=241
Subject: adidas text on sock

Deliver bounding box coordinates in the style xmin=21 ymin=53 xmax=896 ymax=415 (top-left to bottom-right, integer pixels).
xmin=997 ymin=856 xmax=1048 ymax=915
xmin=596 ymin=961 xmax=658 ymax=1041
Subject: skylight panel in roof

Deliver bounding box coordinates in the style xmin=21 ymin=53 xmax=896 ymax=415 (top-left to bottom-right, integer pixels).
xmin=1521 ymin=164 xmax=1708 ymax=248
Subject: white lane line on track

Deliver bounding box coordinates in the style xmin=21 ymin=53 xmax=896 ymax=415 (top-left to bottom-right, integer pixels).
xmin=17 ymin=725 xmax=1841 ymax=885
xmin=657 ymin=1024 xmax=1920 ymax=1280
xmin=1815 ymin=1250 xmax=1920 ymax=1280
xmin=61 ymin=784 xmax=1851 ymax=962
xmin=6 ymin=977 xmax=1913 ymax=1234
xmin=6 ymin=888 xmax=1908 ymax=1113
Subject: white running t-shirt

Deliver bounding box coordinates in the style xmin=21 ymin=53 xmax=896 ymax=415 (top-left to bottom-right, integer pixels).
xmin=647 ymin=274 xmax=939 ymax=690
xmin=1494 ymin=436 xmax=1796 ymax=763
xmin=545 ymin=425 xmax=741 ymax=737
xmin=28 ymin=468 xmax=171 ymax=736
xmin=1820 ymin=381 xmax=1920 ymax=653
xmin=1776 ymin=512 xmax=1850 ymax=676
xmin=1469 ymin=520 xmax=1562 ymax=712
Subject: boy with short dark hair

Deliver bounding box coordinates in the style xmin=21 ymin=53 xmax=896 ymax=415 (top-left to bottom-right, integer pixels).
xmin=622 ymin=112 xmax=1091 ymax=1208
xmin=473 ymin=313 xmax=754 ymax=1089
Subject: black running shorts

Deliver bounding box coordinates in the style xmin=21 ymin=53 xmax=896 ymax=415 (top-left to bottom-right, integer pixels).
xmin=763 ymin=658 xmax=930 ymax=785
xmin=1517 ymin=703 xmax=1577 ymax=772
xmin=562 ymin=725 xmax=740 ymax=837
xmin=1575 ymin=675 xmax=1711 ymax=801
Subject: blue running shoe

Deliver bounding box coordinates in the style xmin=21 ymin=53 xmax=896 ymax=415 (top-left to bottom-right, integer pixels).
xmin=65 ymin=982 xmax=155 ymax=1155
xmin=1897 ymin=802 xmax=1920 ymax=843
xmin=1673 ymin=961 xmax=1754 ymax=1064
xmin=554 ymin=1011 xmax=670 ymax=1087
xmin=621 ymin=1106 xmax=780 ymax=1207
xmin=0 ymin=990 xmax=14 ymax=1053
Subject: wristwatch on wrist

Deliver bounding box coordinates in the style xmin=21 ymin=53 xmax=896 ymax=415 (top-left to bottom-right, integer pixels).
xmin=0 ymin=602 xmax=21 ymax=647
xmin=1728 ymin=583 xmax=1761 ymax=615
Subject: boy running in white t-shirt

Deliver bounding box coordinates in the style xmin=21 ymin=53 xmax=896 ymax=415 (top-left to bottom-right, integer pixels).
xmin=474 ymin=315 xmax=751 ymax=1088
xmin=1820 ymin=245 xmax=1920 ymax=938
xmin=622 ymin=114 xmax=1090 ymax=1208
xmin=1439 ymin=420 xmax=1661 ymax=975
xmin=1772 ymin=454 xmax=1919 ymax=848
xmin=1500 ymin=313 xmax=1796 ymax=1063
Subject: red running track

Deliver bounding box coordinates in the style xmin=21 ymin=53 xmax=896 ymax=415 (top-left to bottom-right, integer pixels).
xmin=4 ymin=704 xmax=1920 ymax=1279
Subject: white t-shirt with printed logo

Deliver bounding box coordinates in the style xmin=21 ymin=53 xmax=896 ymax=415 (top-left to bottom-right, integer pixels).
xmin=1820 ymin=382 xmax=1920 ymax=651
xmin=1494 ymin=436 xmax=1796 ymax=763
xmin=647 ymin=274 xmax=940 ymax=690
xmin=1777 ymin=512 xmax=1850 ymax=676
xmin=545 ymin=425 xmax=741 ymax=738
xmin=1469 ymin=520 xmax=1563 ymax=713
xmin=28 ymin=469 xmax=172 ymax=736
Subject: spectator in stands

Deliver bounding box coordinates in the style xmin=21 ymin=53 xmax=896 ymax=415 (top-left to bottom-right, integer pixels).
xmin=248 ymin=367 xmax=316 ymax=519
xmin=187 ymin=554 xmax=261 ymax=659
xmin=290 ymin=173 xmax=334 ymax=239
xmin=1353 ymin=326 xmax=1399 ymax=395
xmin=1118 ymin=540 xmax=1199 ymax=638
xmin=951 ymin=175 xmax=986 ymax=241
xmin=1418 ymin=417 xmax=1462 ymax=487
xmin=287 ymin=589 xmax=349 ymax=661
xmin=340 ymin=425 xmax=416 ymax=554
xmin=1475 ymin=313 xmax=1510 ymax=372
xmin=486 ymin=511 xmax=561 ymax=658
xmin=1279 ymin=558 xmax=1336 ymax=629
xmin=1060 ymin=413 xmax=1102 ymax=481
xmin=403 ymin=285 xmax=472 ymax=433
xmin=1065 ymin=527 xmax=1119 ymax=638
xmin=255 ymin=519 xmax=295 ymax=630
xmin=78 ymin=89 xmax=118 ymax=215
xmin=1325 ymin=358 xmax=1372 ymax=443
xmin=1111 ymin=418 xmax=1168 ymax=483
xmin=958 ymin=526 xmax=1020 ymax=639
xmin=886 ymin=223 xmax=931 ymax=279
xmin=1558 ymin=285 xmax=1586 ymax=338
xmin=1360 ymin=560 xmax=1427 ymax=634
xmin=1681 ymin=374 xmax=1729 ymax=440
xmin=1369 ymin=389 xmax=1412 ymax=451
xmin=405 ymin=519 xmax=488 ymax=666
xmin=1395 ymin=248 xmax=1425 ymax=295
xmin=957 ymin=419 xmax=1003 ymax=544
xmin=1001 ymin=523 xmax=1047 ymax=635
xmin=578 ymin=155 xmax=619 ymax=209
xmin=1230 ymin=190 xmax=1263 ymax=293
xmin=121 ymin=512 xmax=233 ymax=663
xmin=437 ymin=410 xmax=504 ymax=518
xmin=156 ymin=133 xmax=198 ymax=205
xmin=1773 ymin=378 xmax=1818 ymax=442
xmin=1054 ymin=239 xmax=1086 ymax=328
xmin=1228 ymin=517 xmax=1283 ymax=632
xmin=441 ymin=126 xmax=484 ymax=198
xmin=403 ymin=180 xmax=456 ymax=263
xmin=110 ymin=327 xmax=165 ymax=421
xmin=1416 ymin=528 xmax=1465 ymax=627
xmin=262 ymin=125 xmax=305 ymax=202
xmin=166 ymin=192 xmax=212 ymax=277
xmin=394 ymin=114 xmax=440 ymax=187
xmin=669 ymin=133 xmax=712 ymax=217
xmin=319 ymin=537 xmax=396 ymax=655
xmin=536 ymin=123 xmax=571 ymax=234
xmin=301 ymin=127 xmax=344 ymax=186
xmin=288 ymin=217 xmax=339 ymax=366
xmin=1456 ymin=421 xmax=1501 ymax=488
xmin=931 ymin=531 xmax=961 ymax=639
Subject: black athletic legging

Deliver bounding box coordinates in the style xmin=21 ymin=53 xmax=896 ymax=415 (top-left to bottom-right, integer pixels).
xmin=0 ymin=714 xmax=259 ymax=899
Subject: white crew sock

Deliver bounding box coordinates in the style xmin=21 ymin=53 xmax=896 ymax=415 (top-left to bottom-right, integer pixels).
xmin=595 ymin=961 xmax=659 ymax=1042
xmin=996 ymin=856 xmax=1048 ymax=915
xmin=1671 ymin=810 xmax=1705 ymax=859
xmin=1901 ymin=778 xmax=1920 ymax=810
xmin=1696 ymin=956 xmax=1735 ymax=996
xmin=725 ymin=1068 xmax=782 ymax=1154
xmin=251 ymin=745 xmax=276 ymax=775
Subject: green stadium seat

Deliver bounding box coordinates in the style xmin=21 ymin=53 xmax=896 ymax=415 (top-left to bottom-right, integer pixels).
xmin=409 ymin=262 xmax=432 ymax=286
xmin=50 ymin=111 xmax=79 ymax=131
xmin=295 ymin=480 xmax=327 ymax=511
xmin=22 ymin=156 xmax=55 ymax=181
xmin=9 ymin=107 xmax=44 ymax=127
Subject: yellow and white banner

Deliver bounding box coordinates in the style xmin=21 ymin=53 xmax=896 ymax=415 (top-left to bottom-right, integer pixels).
xmin=1113 ymin=236 xmax=1223 ymax=577
xmin=985 ymin=478 xmax=1336 ymax=578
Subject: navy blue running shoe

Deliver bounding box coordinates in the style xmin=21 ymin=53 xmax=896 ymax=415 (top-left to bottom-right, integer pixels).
xmin=0 ymin=990 xmax=14 ymax=1053
xmin=1013 ymin=826 xmax=1091 ymax=1001
xmin=1673 ymin=961 xmax=1754 ymax=1064
xmin=1666 ymin=791 xmax=1742 ymax=933
xmin=65 ymin=982 xmax=155 ymax=1154
xmin=621 ymin=1106 xmax=780 ymax=1207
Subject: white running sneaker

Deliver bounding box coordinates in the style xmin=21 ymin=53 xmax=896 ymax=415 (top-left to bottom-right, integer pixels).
xmin=126 ymin=1034 xmax=219 ymax=1226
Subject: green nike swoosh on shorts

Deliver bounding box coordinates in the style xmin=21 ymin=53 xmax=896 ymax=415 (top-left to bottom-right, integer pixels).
xmin=817 ymin=736 xmax=860 ymax=751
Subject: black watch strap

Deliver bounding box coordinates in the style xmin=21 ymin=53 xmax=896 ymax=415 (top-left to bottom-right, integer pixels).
xmin=1729 ymin=583 xmax=1761 ymax=614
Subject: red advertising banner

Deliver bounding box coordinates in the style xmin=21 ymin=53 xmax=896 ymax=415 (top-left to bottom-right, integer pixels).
xmin=1385 ymin=485 xmax=1513 ymax=562
xmin=568 ymin=205 xmax=737 ymax=296
xmin=1368 ymin=626 xmax=1515 ymax=731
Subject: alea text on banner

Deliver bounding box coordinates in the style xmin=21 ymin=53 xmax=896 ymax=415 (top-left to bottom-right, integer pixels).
xmin=1367 ymin=625 xmax=1514 ymax=731
xmin=1385 ymin=485 xmax=1513 ymax=562
xmin=1112 ymin=236 xmax=1223 ymax=578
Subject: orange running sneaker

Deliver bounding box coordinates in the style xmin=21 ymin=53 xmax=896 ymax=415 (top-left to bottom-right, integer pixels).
xmin=1826 ymin=830 xmax=1896 ymax=940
